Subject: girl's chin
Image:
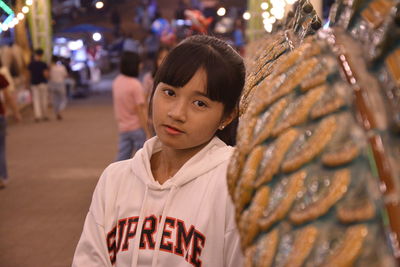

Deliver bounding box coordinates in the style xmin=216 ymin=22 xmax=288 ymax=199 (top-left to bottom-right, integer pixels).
xmin=159 ymin=137 xmax=211 ymax=153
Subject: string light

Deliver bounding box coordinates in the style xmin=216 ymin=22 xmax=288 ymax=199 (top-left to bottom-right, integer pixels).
xmin=17 ymin=13 xmax=25 ymax=20
xmin=262 ymin=12 xmax=270 ymax=19
xmin=22 ymin=6 xmax=29 ymax=14
xmin=0 ymin=0 xmax=32 ymax=33
xmin=261 ymin=0 xmax=298 ymax=33
xmin=260 ymin=2 xmax=269 ymax=10
xmin=217 ymin=7 xmax=226 ymax=16
xmin=95 ymin=1 xmax=104 ymax=9
xmin=1 ymin=24 xmax=8 ymax=31
xmin=243 ymin=11 xmax=251 ymax=20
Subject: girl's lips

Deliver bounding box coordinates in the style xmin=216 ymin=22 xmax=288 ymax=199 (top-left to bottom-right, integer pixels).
xmin=164 ymin=125 xmax=184 ymax=135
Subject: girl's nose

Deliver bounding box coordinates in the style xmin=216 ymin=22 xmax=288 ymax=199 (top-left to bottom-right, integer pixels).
xmin=167 ymin=101 xmax=187 ymax=122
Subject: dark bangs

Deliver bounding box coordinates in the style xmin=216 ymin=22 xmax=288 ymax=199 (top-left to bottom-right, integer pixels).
xmin=153 ymin=37 xmax=244 ymax=115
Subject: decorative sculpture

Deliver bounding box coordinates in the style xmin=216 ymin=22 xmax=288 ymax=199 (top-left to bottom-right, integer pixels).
xmin=230 ymin=0 xmax=400 ymax=266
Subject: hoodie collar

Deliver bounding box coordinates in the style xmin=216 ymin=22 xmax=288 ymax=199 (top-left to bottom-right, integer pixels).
xmin=131 ymin=136 xmax=233 ymax=190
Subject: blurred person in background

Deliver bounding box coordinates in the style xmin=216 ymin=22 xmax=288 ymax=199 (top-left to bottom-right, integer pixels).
xmin=142 ymin=46 xmax=170 ymax=102
xmin=49 ymin=56 xmax=68 ymax=120
xmin=0 ymin=73 xmax=21 ymax=189
xmin=122 ymin=33 xmax=140 ymax=53
xmin=0 ymin=58 xmax=15 ymax=93
xmin=111 ymin=7 xmax=121 ymax=37
xmin=113 ymin=52 xmax=152 ymax=161
xmin=143 ymin=30 xmax=160 ymax=61
xmin=233 ymin=19 xmax=245 ymax=56
xmin=142 ymin=46 xmax=170 ymax=135
xmin=60 ymin=57 xmax=76 ymax=98
xmin=27 ymin=48 xmax=49 ymax=122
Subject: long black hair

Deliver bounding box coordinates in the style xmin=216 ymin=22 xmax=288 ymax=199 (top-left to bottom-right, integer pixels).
xmin=150 ymin=35 xmax=245 ymax=145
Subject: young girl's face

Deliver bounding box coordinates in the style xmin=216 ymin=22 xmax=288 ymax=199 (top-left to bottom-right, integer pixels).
xmin=152 ymin=68 xmax=226 ymax=151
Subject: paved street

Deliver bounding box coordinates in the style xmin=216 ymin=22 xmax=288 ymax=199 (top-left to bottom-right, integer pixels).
xmin=0 ymin=85 xmax=118 ymax=266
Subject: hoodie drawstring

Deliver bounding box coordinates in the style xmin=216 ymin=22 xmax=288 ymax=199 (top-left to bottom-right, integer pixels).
xmin=130 ymin=184 xmax=178 ymax=267
xmin=151 ymin=185 xmax=177 ymax=267
xmin=131 ymin=185 xmax=149 ymax=267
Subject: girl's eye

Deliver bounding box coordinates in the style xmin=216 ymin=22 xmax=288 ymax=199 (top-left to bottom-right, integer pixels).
xmin=163 ymin=89 xmax=175 ymax=97
xmin=194 ymin=100 xmax=207 ymax=108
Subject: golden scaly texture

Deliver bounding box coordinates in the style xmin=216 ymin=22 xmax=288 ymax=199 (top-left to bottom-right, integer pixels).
xmin=231 ymin=0 xmax=400 ymax=265
xmin=239 ymin=186 xmax=270 ymax=248
xmin=246 ymin=229 xmax=280 ymax=267
xmin=250 ymin=97 xmax=289 ymax=148
xmin=259 ymin=170 xmax=307 ymax=231
xmin=283 ymin=226 xmax=318 ymax=267
xmin=227 ymin=148 xmax=245 ymax=197
xmin=271 ymin=85 xmax=326 ymax=136
xmin=385 ymin=48 xmax=400 ymax=87
xmin=337 ymin=200 xmax=375 ymax=223
xmin=361 ymin=0 xmax=395 ymax=29
xmin=255 ymin=128 xmax=300 ymax=187
xmin=273 ymin=42 xmax=312 ymax=77
xmin=244 ymin=246 xmax=256 ymax=267
xmin=322 ymin=142 xmax=360 ymax=167
xmin=236 ymin=116 xmax=258 ymax=154
xmin=300 ymin=68 xmax=330 ymax=92
xmin=240 ymin=37 xmax=289 ymax=116
xmin=235 ymin=145 xmax=266 ymax=214
xmin=323 ymin=224 xmax=368 ymax=267
xmin=250 ymin=57 xmax=320 ymax=118
xmin=282 ymin=116 xmax=337 ymax=173
xmin=289 ymin=169 xmax=351 ymax=224
xmin=310 ymin=94 xmax=345 ymax=119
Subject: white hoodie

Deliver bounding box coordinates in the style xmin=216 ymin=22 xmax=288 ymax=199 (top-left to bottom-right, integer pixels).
xmin=72 ymin=136 xmax=243 ymax=267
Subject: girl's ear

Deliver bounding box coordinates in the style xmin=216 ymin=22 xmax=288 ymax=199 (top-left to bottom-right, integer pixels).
xmin=219 ymin=107 xmax=238 ymax=130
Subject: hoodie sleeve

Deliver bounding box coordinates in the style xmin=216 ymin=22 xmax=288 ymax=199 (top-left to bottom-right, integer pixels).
xmin=224 ymin=194 xmax=244 ymax=267
xmin=72 ymin=168 xmax=112 ymax=267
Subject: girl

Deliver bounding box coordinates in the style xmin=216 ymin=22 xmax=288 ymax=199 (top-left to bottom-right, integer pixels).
xmin=73 ymin=35 xmax=245 ymax=267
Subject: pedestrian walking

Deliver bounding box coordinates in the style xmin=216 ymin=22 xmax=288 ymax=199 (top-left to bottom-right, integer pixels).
xmin=49 ymin=55 xmax=68 ymax=120
xmin=73 ymin=35 xmax=245 ymax=266
xmin=0 ymin=58 xmax=15 ymax=93
xmin=0 ymin=73 xmax=21 ymax=189
xmin=112 ymin=51 xmax=152 ymax=161
xmin=28 ymin=48 xmax=49 ymax=122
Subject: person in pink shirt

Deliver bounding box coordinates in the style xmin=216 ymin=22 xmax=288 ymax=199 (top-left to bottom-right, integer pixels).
xmin=113 ymin=51 xmax=152 ymax=161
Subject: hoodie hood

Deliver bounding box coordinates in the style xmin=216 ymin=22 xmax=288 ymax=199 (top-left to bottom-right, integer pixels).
xmin=131 ymin=136 xmax=233 ymax=190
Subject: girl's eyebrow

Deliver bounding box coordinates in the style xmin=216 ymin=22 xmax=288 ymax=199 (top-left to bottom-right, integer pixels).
xmin=193 ymin=90 xmax=208 ymax=97
xmin=159 ymin=83 xmax=209 ymax=98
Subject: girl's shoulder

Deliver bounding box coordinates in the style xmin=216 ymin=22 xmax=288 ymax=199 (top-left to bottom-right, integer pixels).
xmin=101 ymin=159 xmax=137 ymax=185
xmin=105 ymin=158 xmax=134 ymax=174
